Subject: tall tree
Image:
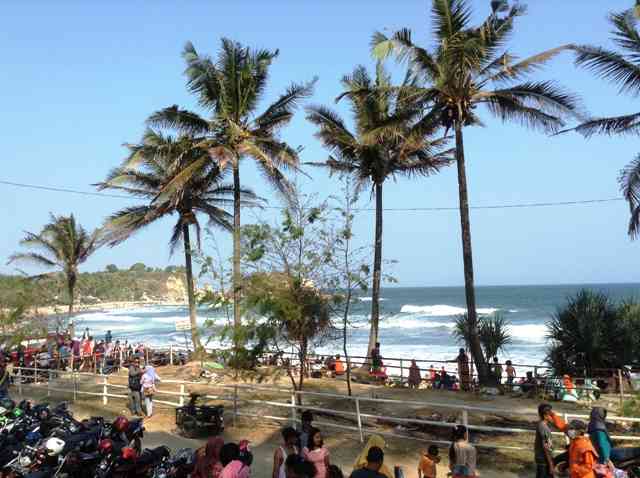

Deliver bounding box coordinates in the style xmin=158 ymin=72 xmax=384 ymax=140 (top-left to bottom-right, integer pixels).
xmin=147 ymin=39 xmax=314 ymax=350
xmin=96 ymin=128 xmax=257 ymax=351
xmin=372 ymin=0 xmax=580 ymax=382
xmin=306 ymin=63 xmax=451 ymax=361
xmin=570 ymin=6 xmax=640 ymax=237
xmin=8 ymin=214 xmax=100 ymax=314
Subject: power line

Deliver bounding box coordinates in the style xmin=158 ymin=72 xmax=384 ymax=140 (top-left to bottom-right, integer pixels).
xmin=0 ymin=179 xmax=626 ymax=211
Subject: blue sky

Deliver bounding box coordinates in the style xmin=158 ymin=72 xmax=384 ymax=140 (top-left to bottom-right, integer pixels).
xmin=1 ymin=0 xmax=638 ymax=287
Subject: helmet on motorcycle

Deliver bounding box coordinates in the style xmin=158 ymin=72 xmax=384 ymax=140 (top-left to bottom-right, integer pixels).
xmin=98 ymin=439 xmax=114 ymax=455
xmin=26 ymin=431 xmax=42 ymax=444
xmin=0 ymin=398 xmax=14 ymax=411
xmin=45 ymin=437 xmax=66 ymax=456
xmin=121 ymin=447 xmax=137 ymax=461
xmin=113 ymin=416 xmax=129 ymax=433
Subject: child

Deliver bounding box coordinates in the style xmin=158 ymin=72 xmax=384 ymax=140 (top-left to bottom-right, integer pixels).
xmin=418 ymin=445 xmax=439 ymax=478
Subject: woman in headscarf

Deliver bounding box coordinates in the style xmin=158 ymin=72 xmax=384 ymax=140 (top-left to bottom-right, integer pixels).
xmin=589 ymin=407 xmax=640 ymax=465
xmin=353 ymin=435 xmax=392 ymax=478
xmin=141 ymin=365 xmax=160 ymax=418
xmin=408 ymin=360 xmax=421 ymax=389
xmin=193 ymin=437 xmax=224 ymax=478
xmin=449 ymin=425 xmax=477 ymax=478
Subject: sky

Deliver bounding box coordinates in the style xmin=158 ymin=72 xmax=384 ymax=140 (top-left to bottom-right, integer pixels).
xmin=0 ymin=0 xmax=638 ymax=287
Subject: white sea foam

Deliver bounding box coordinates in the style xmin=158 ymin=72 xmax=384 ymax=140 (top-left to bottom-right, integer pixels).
xmin=379 ymin=317 xmax=456 ymax=329
xmin=359 ymin=297 xmax=387 ymax=302
xmin=508 ymin=323 xmax=547 ymax=342
xmin=399 ymin=304 xmax=499 ymax=316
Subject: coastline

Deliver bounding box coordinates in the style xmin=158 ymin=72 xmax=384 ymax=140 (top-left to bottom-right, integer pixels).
xmin=34 ymin=299 xmax=187 ymax=319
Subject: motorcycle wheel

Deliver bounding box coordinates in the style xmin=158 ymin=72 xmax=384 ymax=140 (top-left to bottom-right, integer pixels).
xmin=179 ymin=415 xmax=199 ymax=439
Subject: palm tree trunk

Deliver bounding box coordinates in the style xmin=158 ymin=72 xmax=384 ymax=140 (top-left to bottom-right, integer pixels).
xmin=67 ymin=272 xmax=76 ymax=316
xmin=454 ymin=119 xmax=488 ymax=386
xmin=232 ymin=161 xmax=242 ymax=351
xmin=367 ymin=182 xmax=383 ymax=361
xmin=182 ymin=223 xmax=202 ymax=351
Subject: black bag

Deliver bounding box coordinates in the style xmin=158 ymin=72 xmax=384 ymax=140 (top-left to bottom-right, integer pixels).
xmin=128 ymin=372 xmax=141 ymax=391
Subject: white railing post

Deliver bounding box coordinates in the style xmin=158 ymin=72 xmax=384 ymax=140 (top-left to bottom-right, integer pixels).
xmin=355 ymin=398 xmax=364 ymax=443
xmin=73 ymin=372 xmax=77 ymax=401
xmin=34 ymin=361 xmax=38 ymax=384
xmin=179 ymin=384 xmax=185 ymax=407
xmin=563 ymin=413 xmax=570 ymax=445
xmin=400 ymin=359 xmax=404 ymax=382
xmin=290 ymin=392 xmax=297 ymax=426
xmin=233 ymin=385 xmax=238 ymax=428
xmin=47 ymin=369 xmax=51 ymax=397
xmin=619 ymin=369 xmax=625 ymax=407
xmin=462 ymin=409 xmax=469 ymax=426
xmin=170 ymin=345 xmax=174 ymax=366
xmin=17 ymin=367 xmax=22 ymax=396
xmin=102 ymin=376 xmax=108 ymax=405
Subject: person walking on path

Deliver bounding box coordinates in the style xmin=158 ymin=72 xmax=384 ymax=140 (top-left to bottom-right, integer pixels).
xmin=128 ymin=357 xmax=143 ymax=416
xmin=535 ymin=403 xmax=568 ymax=478
xmin=303 ymin=427 xmax=330 ymax=478
xmin=273 ymin=427 xmax=299 ymax=478
xmin=456 ymin=349 xmax=471 ymax=392
xmin=140 ymin=365 xmax=160 ymax=418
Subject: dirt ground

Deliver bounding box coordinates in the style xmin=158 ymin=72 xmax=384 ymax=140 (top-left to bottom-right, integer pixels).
xmin=11 ymin=363 xmax=628 ymax=478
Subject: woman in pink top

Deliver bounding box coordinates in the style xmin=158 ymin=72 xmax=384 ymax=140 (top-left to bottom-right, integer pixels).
xmin=220 ymin=443 xmax=250 ymax=478
xmin=303 ymin=428 xmax=330 ymax=478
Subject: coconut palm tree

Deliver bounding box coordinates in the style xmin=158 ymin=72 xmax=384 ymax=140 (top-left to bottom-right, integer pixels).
xmin=96 ymin=128 xmax=258 ymax=351
xmin=569 ymin=6 xmax=640 ymax=237
xmin=8 ymin=214 xmax=100 ymax=314
xmin=147 ymin=39 xmax=314 ymax=343
xmin=306 ymin=63 xmax=452 ymax=361
xmin=372 ymin=0 xmax=580 ymax=382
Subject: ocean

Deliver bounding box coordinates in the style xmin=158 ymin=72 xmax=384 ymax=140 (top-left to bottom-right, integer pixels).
xmin=70 ymin=283 xmax=640 ymax=369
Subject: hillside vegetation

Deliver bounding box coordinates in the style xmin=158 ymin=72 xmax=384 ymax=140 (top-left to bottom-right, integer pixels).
xmin=0 ymin=264 xmax=187 ymax=308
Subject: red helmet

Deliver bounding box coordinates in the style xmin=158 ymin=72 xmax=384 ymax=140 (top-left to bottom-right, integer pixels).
xmin=113 ymin=416 xmax=129 ymax=433
xmin=121 ymin=447 xmax=137 ymax=461
xmin=98 ymin=439 xmax=113 ymax=455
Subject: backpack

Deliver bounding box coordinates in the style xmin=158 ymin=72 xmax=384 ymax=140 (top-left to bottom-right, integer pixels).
xmin=128 ymin=371 xmax=141 ymax=390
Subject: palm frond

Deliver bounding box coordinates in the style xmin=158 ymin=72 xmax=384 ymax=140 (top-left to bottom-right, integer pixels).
xmin=570 ymin=112 xmax=640 ymax=137
xmin=146 ymin=106 xmax=210 ymax=135
xmin=431 ymin=0 xmax=473 ymax=42
xmin=481 ymin=45 xmax=571 ymax=84
xmin=619 ymin=154 xmax=640 ymax=238
xmin=254 ymin=79 xmax=316 ymax=134
xmin=573 ymin=44 xmax=640 ymax=96
xmin=610 ymin=11 xmax=640 ymax=59
xmin=7 ymin=252 xmax=57 ymax=268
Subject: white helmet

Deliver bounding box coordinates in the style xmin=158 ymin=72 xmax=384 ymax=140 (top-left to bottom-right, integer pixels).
xmin=45 ymin=437 xmax=65 ymax=456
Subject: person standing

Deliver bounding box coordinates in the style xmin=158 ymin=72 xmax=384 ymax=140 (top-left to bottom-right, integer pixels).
xmin=273 ymin=427 xmax=299 ymax=478
xmin=456 ymin=349 xmax=471 ymax=392
xmin=128 ymin=357 xmax=143 ymax=416
xmin=535 ymin=403 xmax=568 ymax=478
xmin=408 ymin=360 xmax=421 ymax=389
xmin=105 ymin=330 xmax=112 ymax=344
xmin=303 ymin=427 xmax=330 ymax=478
xmin=370 ymin=343 xmax=382 ymax=373
xmin=449 ymin=425 xmax=477 ymax=478
xmin=220 ymin=443 xmax=250 ymax=478
xmin=298 ymin=410 xmax=314 ymax=456
xmin=506 ymin=361 xmax=516 ymax=391
xmin=0 ymin=362 xmax=11 ymax=399
xmin=140 ymin=365 xmax=160 ymax=418
xmin=350 ymin=446 xmax=387 ymax=478
xmin=492 ymin=357 xmax=503 ymax=385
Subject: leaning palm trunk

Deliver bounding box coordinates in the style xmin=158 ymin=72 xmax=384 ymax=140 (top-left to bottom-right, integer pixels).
xmin=232 ymin=162 xmax=242 ymax=354
xmin=367 ymin=182 xmax=383 ymax=360
xmin=182 ymin=224 xmax=202 ymax=351
xmin=454 ymin=118 xmax=488 ymax=385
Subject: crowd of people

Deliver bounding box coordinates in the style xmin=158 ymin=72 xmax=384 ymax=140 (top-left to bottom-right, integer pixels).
xmin=9 ymin=326 xmax=152 ymax=374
